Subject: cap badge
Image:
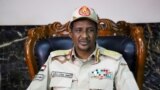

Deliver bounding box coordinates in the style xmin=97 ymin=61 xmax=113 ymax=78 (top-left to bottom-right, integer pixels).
xmin=79 ymin=6 xmax=90 ymax=16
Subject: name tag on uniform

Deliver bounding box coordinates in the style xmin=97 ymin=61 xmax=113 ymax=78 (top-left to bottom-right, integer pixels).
xmin=51 ymin=71 xmax=73 ymax=78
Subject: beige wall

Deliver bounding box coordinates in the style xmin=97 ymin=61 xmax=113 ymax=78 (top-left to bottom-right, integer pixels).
xmin=0 ymin=0 xmax=160 ymax=25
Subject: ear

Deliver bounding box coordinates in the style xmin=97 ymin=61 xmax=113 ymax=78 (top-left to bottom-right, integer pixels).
xmin=69 ymin=31 xmax=72 ymax=39
xmin=95 ymin=31 xmax=98 ymax=38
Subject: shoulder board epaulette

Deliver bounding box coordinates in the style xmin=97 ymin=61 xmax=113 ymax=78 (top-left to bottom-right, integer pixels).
xmin=50 ymin=49 xmax=71 ymax=58
xmin=50 ymin=49 xmax=71 ymax=63
xmin=99 ymin=47 xmax=122 ymax=60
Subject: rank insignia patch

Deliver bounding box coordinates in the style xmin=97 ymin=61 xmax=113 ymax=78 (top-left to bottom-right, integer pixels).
xmin=51 ymin=71 xmax=73 ymax=78
xmin=34 ymin=74 xmax=44 ymax=81
xmin=40 ymin=65 xmax=46 ymax=71
xmin=90 ymin=69 xmax=113 ymax=79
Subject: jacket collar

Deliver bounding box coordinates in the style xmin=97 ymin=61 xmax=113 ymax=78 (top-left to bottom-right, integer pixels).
xmin=69 ymin=44 xmax=100 ymax=64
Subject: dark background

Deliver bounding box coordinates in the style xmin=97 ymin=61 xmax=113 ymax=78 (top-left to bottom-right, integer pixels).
xmin=0 ymin=23 xmax=160 ymax=90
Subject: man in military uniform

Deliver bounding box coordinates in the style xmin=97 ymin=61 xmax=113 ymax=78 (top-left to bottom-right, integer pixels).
xmin=27 ymin=6 xmax=139 ymax=90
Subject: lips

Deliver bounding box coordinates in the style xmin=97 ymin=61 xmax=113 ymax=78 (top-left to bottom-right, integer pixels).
xmin=79 ymin=40 xmax=90 ymax=46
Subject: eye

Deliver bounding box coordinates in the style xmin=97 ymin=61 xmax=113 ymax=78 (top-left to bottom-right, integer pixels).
xmin=73 ymin=28 xmax=82 ymax=33
xmin=88 ymin=28 xmax=96 ymax=33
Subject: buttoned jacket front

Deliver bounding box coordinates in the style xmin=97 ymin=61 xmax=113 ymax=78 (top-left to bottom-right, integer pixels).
xmin=27 ymin=45 xmax=139 ymax=90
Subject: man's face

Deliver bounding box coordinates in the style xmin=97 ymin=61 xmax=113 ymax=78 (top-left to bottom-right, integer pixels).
xmin=70 ymin=19 xmax=97 ymax=52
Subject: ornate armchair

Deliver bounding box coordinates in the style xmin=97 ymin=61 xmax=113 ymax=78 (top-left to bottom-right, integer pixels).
xmin=24 ymin=18 xmax=146 ymax=90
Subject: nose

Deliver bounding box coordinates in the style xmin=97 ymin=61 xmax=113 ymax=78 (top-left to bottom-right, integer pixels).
xmin=81 ymin=31 xmax=88 ymax=38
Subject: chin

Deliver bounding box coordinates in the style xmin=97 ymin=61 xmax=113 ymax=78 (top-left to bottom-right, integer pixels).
xmin=78 ymin=45 xmax=90 ymax=51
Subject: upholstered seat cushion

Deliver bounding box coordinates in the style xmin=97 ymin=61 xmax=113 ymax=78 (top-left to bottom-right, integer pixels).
xmin=35 ymin=36 xmax=136 ymax=75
